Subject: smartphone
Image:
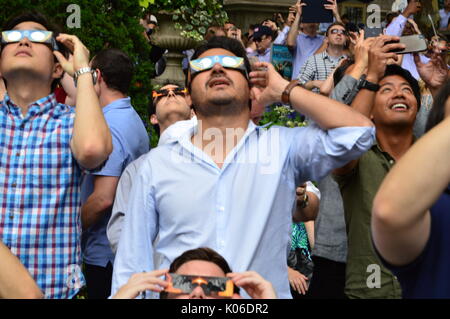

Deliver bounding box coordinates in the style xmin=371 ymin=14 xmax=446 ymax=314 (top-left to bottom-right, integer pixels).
xmin=388 ymin=34 xmax=428 ymax=54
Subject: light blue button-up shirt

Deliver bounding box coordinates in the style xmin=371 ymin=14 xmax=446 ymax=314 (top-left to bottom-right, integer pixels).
xmin=111 ymin=120 xmax=375 ymax=298
xmin=81 ymin=97 xmax=149 ymax=267
xmin=292 ymin=33 xmax=325 ymax=80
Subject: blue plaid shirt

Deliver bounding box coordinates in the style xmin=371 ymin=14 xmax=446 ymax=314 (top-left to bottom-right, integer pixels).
xmin=0 ymin=93 xmax=84 ymax=299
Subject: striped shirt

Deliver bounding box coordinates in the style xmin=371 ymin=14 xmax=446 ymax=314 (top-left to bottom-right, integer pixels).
xmin=0 ymin=93 xmax=84 ymax=299
xmin=298 ymin=51 xmax=346 ymax=90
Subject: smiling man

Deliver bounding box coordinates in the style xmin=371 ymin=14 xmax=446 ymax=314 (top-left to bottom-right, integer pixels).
xmin=0 ymin=11 xmax=112 ymax=298
xmin=111 ymin=36 xmax=375 ymax=298
xmin=333 ymin=36 xmax=421 ymax=299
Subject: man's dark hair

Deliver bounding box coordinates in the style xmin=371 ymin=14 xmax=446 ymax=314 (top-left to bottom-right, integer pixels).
xmin=381 ymin=64 xmax=421 ymax=110
xmin=3 ymin=10 xmax=58 ymax=34
xmin=326 ymin=22 xmax=347 ymax=36
xmin=91 ymin=48 xmax=134 ymax=95
xmin=159 ymin=247 xmax=240 ymax=298
xmin=2 ymin=11 xmax=69 ymax=91
xmin=169 ymin=247 xmax=233 ymax=274
xmin=187 ymin=36 xmax=251 ymax=90
xmin=425 ymin=80 xmax=450 ymax=132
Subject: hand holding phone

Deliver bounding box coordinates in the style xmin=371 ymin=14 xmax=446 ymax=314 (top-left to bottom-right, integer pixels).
xmin=388 ymin=34 xmax=427 ymax=55
xmin=367 ymin=35 xmax=405 ymax=82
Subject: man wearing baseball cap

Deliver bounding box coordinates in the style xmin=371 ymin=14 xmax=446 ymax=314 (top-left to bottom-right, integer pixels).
xmin=248 ymin=25 xmax=274 ymax=63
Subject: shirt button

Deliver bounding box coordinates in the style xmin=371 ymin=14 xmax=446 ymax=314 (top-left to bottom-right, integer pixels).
xmin=219 ymin=240 xmax=225 ymax=248
xmin=9 ymin=213 xmax=14 ymax=219
xmin=12 ymin=183 xmax=17 ymax=188
xmin=218 ymin=206 xmax=225 ymax=212
xmin=16 ymin=151 xmax=20 ymax=157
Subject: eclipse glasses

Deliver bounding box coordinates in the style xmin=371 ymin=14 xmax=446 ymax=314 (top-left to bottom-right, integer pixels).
xmin=164 ymin=273 xmax=235 ymax=298
xmin=189 ymin=55 xmax=249 ymax=80
xmin=1 ymin=30 xmax=60 ymax=51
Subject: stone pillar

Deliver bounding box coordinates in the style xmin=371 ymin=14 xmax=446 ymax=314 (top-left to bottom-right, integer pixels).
xmin=224 ymin=0 xmax=293 ymax=31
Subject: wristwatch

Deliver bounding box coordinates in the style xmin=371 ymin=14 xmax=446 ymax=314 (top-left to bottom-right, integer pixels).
xmin=73 ymin=67 xmax=98 ymax=88
xmin=281 ymin=80 xmax=303 ymax=106
xmin=357 ymin=74 xmax=380 ymax=92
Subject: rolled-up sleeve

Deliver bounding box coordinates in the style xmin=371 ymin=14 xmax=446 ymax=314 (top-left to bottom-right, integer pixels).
xmin=330 ymin=75 xmax=359 ymax=105
xmin=110 ymin=160 xmax=158 ymax=297
xmin=274 ymin=26 xmax=290 ymax=45
xmin=386 ymin=15 xmax=407 ymax=36
xmin=288 ymin=124 xmax=375 ymax=184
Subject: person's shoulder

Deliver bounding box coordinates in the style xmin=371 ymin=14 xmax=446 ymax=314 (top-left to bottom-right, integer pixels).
xmin=54 ymin=103 xmax=76 ymax=120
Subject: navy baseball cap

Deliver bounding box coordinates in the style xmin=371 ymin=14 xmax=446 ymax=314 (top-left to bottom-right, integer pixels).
xmin=252 ymin=25 xmax=274 ymax=41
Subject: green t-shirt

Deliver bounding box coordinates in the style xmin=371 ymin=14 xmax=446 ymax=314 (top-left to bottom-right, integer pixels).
xmin=334 ymin=142 xmax=402 ymax=299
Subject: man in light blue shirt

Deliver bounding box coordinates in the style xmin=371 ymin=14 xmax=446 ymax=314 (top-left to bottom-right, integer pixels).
xmin=111 ymin=36 xmax=375 ymax=298
xmin=439 ymin=0 xmax=450 ymax=30
xmin=286 ymin=2 xmax=325 ymax=80
xmin=81 ymin=49 xmax=149 ymax=299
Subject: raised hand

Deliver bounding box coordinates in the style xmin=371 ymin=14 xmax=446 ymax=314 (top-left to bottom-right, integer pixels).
xmin=249 ymin=62 xmax=289 ymax=106
xmin=54 ymin=34 xmax=91 ymax=77
xmin=367 ymin=35 xmax=404 ymax=82
xmin=414 ymin=53 xmax=448 ymax=95
xmin=228 ymin=271 xmax=277 ymax=299
xmin=294 ymin=0 xmax=307 ymax=17
xmin=112 ymin=269 xmax=169 ymax=299
xmin=324 ymin=0 xmax=339 ymax=18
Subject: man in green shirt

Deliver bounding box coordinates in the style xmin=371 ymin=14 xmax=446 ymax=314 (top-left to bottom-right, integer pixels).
xmin=333 ymin=35 xmax=421 ymax=299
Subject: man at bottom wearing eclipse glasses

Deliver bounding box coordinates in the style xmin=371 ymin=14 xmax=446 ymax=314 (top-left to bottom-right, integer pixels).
xmin=0 ymin=11 xmax=112 ymax=298
xmin=112 ymin=247 xmax=276 ymax=299
xmin=112 ymin=36 xmax=375 ymax=298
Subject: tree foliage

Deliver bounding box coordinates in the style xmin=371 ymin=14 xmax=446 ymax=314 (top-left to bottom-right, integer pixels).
xmin=0 ymin=0 xmax=154 ymax=142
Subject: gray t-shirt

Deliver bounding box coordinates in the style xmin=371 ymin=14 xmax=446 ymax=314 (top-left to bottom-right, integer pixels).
xmin=313 ymin=175 xmax=347 ymax=263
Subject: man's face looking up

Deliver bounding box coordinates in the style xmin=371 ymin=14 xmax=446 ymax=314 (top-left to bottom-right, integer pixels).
xmin=151 ymin=84 xmax=191 ymax=129
xmin=188 ymin=48 xmax=250 ymax=118
xmin=0 ymin=21 xmax=62 ymax=87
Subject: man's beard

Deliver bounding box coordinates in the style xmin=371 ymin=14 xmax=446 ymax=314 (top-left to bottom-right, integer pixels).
xmin=192 ymin=92 xmax=248 ymax=117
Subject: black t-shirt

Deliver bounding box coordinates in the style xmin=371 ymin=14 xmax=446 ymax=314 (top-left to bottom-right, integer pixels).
xmin=379 ymin=187 xmax=450 ymax=298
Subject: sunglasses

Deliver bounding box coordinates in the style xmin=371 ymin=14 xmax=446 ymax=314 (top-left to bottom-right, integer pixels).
xmin=1 ymin=30 xmax=60 ymax=51
xmin=189 ymin=55 xmax=248 ymax=80
xmin=164 ymin=273 xmax=235 ymax=298
xmin=254 ymin=37 xmax=266 ymax=43
xmin=152 ymin=87 xmax=188 ymax=101
xmin=330 ymin=29 xmax=347 ymax=35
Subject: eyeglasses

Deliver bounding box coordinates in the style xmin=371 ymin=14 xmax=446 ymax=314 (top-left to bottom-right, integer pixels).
xmin=1 ymin=30 xmax=60 ymax=51
xmin=152 ymin=87 xmax=188 ymax=101
xmin=164 ymin=273 xmax=234 ymax=298
xmin=330 ymin=29 xmax=347 ymax=35
xmin=189 ymin=55 xmax=248 ymax=80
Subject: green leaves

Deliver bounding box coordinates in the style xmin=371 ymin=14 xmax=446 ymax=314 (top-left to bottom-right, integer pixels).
xmin=139 ymin=0 xmax=228 ymax=40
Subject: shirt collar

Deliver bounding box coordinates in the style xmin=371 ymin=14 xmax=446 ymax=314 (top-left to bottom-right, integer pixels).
xmin=302 ymin=33 xmax=320 ymax=40
xmin=1 ymin=92 xmax=59 ymax=117
xmin=102 ymin=97 xmax=131 ymax=113
xmin=177 ymin=119 xmax=259 ymax=169
xmin=322 ymin=51 xmax=346 ymax=61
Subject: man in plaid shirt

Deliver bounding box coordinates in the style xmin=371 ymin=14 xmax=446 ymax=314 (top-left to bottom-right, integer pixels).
xmin=0 ymin=12 xmax=112 ymax=298
xmin=298 ymin=22 xmax=348 ymax=93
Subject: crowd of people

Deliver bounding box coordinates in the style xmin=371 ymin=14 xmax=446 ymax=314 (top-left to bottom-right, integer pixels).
xmin=0 ymin=0 xmax=449 ymax=300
